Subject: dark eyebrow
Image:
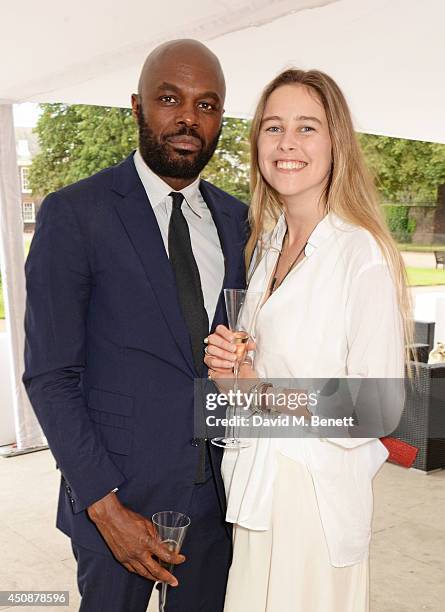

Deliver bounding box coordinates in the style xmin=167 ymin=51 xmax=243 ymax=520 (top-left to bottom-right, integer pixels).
xmin=261 ymin=114 xmax=322 ymax=125
xmin=199 ymin=90 xmax=222 ymax=103
xmin=157 ymin=81 xmax=182 ymax=93
xmin=157 ymin=82 xmax=221 ymax=103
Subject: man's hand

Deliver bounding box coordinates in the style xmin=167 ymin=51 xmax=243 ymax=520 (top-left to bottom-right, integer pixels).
xmin=87 ymin=492 xmax=185 ymax=585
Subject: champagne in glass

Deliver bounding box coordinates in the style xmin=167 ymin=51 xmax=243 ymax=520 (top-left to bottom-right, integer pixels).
xmin=152 ymin=511 xmax=191 ymax=612
xmin=233 ymin=330 xmax=249 ymax=371
xmin=211 ymin=289 xmax=253 ymax=449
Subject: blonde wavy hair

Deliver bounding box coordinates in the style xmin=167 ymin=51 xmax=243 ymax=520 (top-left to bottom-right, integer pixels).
xmin=246 ymin=68 xmax=414 ymax=367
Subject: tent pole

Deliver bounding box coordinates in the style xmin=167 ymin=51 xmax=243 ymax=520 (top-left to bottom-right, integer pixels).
xmin=0 ymin=104 xmax=46 ymax=454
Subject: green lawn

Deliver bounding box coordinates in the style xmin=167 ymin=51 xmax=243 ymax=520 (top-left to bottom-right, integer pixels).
xmin=398 ymin=244 xmax=445 ymax=253
xmin=406 ymin=267 xmax=445 ymax=286
xmin=0 ymin=237 xmax=32 ymax=320
xmin=24 ymin=235 xmax=32 ymax=256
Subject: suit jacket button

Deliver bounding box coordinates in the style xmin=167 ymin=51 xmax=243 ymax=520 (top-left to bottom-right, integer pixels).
xmin=191 ymin=438 xmax=200 ymax=447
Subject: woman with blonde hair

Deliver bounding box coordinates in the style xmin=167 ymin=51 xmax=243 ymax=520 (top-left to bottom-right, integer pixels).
xmin=204 ymin=69 xmax=410 ymax=611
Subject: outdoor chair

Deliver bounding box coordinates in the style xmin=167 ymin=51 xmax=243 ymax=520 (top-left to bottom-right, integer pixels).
xmin=434 ymin=251 xmax=445 ymax=269
xmin=414 ymin=320 xmax=435 ymax=354
xmin=390 ymin=346 xmax=445 ymax=472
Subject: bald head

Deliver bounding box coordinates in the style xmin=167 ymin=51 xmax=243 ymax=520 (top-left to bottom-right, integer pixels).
xmin=138 ymin=39 xmax=226 ymax=102
xmin=131 ymin=39 xmax=226 ymax=190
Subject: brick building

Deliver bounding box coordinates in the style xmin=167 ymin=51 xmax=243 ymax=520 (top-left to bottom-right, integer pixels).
xmin=15 ymin=127 xmax=42 ymax=232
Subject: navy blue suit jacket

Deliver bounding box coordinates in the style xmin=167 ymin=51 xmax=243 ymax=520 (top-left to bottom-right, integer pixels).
xmin=23 ymin=154 xmax=248 ymax=554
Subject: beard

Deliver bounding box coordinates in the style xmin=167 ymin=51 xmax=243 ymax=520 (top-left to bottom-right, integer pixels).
xmin=137 ymin=106 xmax=221 ymax=179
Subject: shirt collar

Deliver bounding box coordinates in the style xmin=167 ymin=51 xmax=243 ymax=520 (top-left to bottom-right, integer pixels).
xmin=134 ymin=149 xmax=203 ymax=217
xmin=269 ymin=211 xmax=342 ymax=256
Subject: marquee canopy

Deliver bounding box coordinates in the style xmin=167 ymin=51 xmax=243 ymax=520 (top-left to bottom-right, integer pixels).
xmin=1 ymin=0 xmax=444 ymax=143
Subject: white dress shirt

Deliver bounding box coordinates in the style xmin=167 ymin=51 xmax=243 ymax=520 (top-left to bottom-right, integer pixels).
xmin=221 ymin=211 xmax=405 ymax=567
xmin=133 ymin=149 xmax=225 ymax=327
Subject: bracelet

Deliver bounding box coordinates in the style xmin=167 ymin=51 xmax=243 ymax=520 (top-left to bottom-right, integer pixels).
xmin=247 ymin=381 xmax=273 ymax=414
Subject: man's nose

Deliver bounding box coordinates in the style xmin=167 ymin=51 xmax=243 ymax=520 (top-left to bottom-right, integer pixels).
xmin=176 ymin=102 xmax=199 ymax=128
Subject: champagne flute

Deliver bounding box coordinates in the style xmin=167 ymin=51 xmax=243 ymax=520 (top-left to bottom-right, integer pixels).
xmin=211 ymin=289 xmax=262 ymax=449
xmin=227 ymin=290 xmax=250 ymax=379
xmin=152 ymin=511 xmax=191 ymax=612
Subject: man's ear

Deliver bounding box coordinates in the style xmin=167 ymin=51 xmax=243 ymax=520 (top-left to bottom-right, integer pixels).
xmin=131 ymin=93 xmax=139 ymax=120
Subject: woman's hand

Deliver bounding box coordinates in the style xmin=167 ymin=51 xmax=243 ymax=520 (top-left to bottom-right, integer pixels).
xmin=237 ymin=361 xmax=257 ymax=380
xmin=204 ymin=324 xmax=257 ymax=382
xmin=204 ymin=324 xmax=237 ymax=374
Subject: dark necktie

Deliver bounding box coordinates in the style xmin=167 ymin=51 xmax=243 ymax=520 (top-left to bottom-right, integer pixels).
xmin=168 ymin=191 xmax=209 ymax=374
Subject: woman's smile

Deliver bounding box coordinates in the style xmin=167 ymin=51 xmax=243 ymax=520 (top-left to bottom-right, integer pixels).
xmin=274 ymin=160 xmax=308 ymax=171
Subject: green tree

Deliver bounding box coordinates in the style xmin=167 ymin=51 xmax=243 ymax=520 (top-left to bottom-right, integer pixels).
xmin=30 ymin=104 xmax=251 ymax=201
xmin=30 ymin=103 xmax=445 ymax=208
xmin=358 ymin=134 xmax=445 ymax=203
xmin=29 ymin=104 xmax=138 ymax=194
xmin=202 ymin=117 xmax=251 ymax=202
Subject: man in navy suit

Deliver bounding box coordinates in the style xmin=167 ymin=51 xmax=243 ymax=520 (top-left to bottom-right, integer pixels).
xmin=23 ymin=39 xmax=247 ymax=611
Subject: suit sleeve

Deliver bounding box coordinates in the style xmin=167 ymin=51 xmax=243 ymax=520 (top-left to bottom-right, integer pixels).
xmin=23 ymin=191 xmax=126 ymax=513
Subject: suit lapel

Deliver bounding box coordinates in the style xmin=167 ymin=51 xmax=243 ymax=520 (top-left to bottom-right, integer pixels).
xmin=200 ymin=180 xmax=246 ymax=331
xmin=111 ymin=156 xmax=195 ymax=375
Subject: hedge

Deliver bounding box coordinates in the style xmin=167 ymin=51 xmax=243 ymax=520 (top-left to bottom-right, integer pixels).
xmin=382 ymin=205 xmax=417 ymax=243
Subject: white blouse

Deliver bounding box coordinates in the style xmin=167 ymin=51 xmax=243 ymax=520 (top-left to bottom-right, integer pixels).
xmin=221 ymin=211 xmax=405 ymax=567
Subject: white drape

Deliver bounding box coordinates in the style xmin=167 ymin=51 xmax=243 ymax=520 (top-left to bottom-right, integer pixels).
xmin=0 ymin=104 xmax=46 ymax=449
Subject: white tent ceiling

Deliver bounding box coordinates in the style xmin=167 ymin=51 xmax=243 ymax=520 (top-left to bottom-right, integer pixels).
xmin=1 ymin=0 xmax=444 ymax=143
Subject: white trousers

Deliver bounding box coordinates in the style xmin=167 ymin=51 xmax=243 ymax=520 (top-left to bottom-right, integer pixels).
xmin=224 ymin=453 xmax=369 ymax=612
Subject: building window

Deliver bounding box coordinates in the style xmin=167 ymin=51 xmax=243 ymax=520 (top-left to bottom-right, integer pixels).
xmin=22 ymin=202 xmax=35 ymax=223
xmin=21 ymin=167 xmax=31 ymax=193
